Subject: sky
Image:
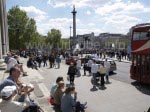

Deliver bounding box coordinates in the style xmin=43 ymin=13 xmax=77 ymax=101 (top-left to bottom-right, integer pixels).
xmin=6 ymin=0 xmax=150 ymax=38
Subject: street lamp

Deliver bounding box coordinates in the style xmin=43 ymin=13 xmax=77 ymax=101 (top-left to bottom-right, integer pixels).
xmin=70 ymin=25 xmax=72 ymax=50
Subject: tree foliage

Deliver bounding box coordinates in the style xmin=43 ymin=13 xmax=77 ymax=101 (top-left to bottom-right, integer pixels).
xmin=7 ymin=6 xmax=38 ymax=50
xmin=60 ymin=38 xmax=69 ymax=50
xmin=7 ymin=6 xmax=63 ymax=50
xmin=47 ymin=29 xmax=62 ymax=48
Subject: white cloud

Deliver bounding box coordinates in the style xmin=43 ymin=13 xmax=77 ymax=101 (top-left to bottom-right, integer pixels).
xmin=36 ymin=17 xmax=80 ymax=38
xmin=47 ymin=0 xmax=112 ymax=8
xmin=94 ymin=1 xmax=150 ymax=34
xmin=19 ymin=6 xmax=48 ymax=22
xmin=20 ymin=6 xmax=46 ymax=15
xmin=18 ymin=1 xmax=150 ymax=38
xmin=86 ymin=10 xmax=91 ymax=15
xmin=102 ymin=14 xmax=141 ymax=34
xmin=88 ymin=23 xmax=95 ymax=26
xmin=115 ymin=0 xmax=122 ymax=2
xmin=95 ymin=1 xmax=150 ymax=16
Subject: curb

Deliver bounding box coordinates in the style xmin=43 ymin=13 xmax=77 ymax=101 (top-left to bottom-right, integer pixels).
xmin=108 ymin=58 xmax=131 ymax=63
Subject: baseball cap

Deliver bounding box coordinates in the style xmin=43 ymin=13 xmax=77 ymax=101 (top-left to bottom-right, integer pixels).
xmin=1 ymin=86 xmax=17 ymax=98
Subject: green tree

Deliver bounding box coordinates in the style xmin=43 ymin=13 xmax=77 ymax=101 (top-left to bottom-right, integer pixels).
xmin=7 ymin=6 xmax=38 ymax=50
xmin=60 ymin=38 xmax=69 ymax=50
xmin=47 ymin=29 xmax=62 ymax=48
xmin=24 ymin=18 xmax=37 ymax=44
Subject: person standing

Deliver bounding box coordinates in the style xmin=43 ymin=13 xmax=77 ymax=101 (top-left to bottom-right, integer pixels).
xmin=91 ymin=60 xmax=99 ymax=88
xmin=43 ymin=53 xmax=48 ymax=67
xmin=67 ymin=63 xmax=77 ymax=85
xmin=36 ymin=54 xmax=42 ymax=68
xmin=87 ymin=59 xmax=93 ymax=75
xmin=99 ymin=63 xmax=106 ymax=87
xmin=104 ymin=59 xmax=110 ymax=83
xmin=76 ymin=58 xmax=81 ymax=76
xmin=83 ymin=61 xmax=87 ymax=76
xmin=56 ymin=55 xmax=61 ymax=69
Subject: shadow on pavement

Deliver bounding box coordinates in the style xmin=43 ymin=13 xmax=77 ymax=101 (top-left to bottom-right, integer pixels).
xmin=99 ymin=86 xmax=107 ymax=90
xmin=109 ymin=72 xmax=117 ymax=76
xmin=90 ymin=86 xmax=98 ymax=91
xmin=131 ymin=81 xmax=150 ymax=95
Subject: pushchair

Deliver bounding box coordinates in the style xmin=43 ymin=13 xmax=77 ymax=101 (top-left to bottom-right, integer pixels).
xmin=91 ymin=72 xmax=101 ymax=85
xmin=22 ymin=95 xmax=44 ymax=112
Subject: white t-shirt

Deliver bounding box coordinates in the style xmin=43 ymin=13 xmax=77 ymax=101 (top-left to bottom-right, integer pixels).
xmin=88 ymin=59 xmax=93 ymax=67
xmin=104 ymin=61 xmax=110 ymax=69
xmin=7 ymin=57 xmax=18 ymax=71
xmin=76 ymin=60 xmax=81 ymax=68
xmin=0 ymin=99 xmax=27 ymax=112
xmin=91 ymin=63 xmax=99 ymax=73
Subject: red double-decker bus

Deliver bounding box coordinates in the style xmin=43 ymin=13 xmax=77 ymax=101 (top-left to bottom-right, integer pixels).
xmin=130 ymin=23 xmax=150 ymax=83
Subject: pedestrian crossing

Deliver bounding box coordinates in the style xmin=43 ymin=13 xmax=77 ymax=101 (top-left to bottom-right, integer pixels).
xmin=38 ymin=83 xmax=50 ymax=97
xmin=23 ymin=66 xmax=49 ymax=98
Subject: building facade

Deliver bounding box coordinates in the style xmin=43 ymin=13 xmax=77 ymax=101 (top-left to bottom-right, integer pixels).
xmin=102 ymin=33 xmax=129 ymax=50
xmin=0 ymin=0 xmax=9 ymax=59
xmin=74 ymin=32 xmax=129 ymax=50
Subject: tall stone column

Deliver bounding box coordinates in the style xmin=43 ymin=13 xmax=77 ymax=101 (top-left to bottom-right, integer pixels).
xmin=71 ymin=5 xmax=77 ymax=49
xmin=0 ymin=0 xmax=3 ymax=59
xmin=3 ymin=0 xmax=9 ymax=52
xmin=0 ymin=24 xmax=2 ymax=59
xmin=0 ymin=0 xmax=8 ymax=57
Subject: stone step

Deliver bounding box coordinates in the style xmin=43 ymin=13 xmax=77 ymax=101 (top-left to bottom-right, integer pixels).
xmin=0 ymin=71 xmax=5 ymax=82
xmin=0 ymin=62 xmax=6 ymax=70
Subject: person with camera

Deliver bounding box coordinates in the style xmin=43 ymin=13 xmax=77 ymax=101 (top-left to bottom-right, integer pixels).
xmin=61 ymin=86 xmax=77 ymax=112
xmin=0 ymin=86 xmax=29 ymax=112
xmin=61 ymin=86 xmax=87 ymax=112
xmin=0 ymin=67 xmax=34 ymax=102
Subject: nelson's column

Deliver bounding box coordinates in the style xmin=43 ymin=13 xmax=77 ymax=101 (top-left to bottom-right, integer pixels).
xmin=71 ymin=5 xmax=77 ymax=51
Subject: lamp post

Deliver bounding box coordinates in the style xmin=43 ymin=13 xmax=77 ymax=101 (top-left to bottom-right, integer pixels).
xmin=70 ymin=25 xmax=72 ymax=50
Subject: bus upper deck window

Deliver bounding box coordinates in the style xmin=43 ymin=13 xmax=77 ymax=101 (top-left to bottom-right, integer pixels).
xmin=140 ymin=32 xmax=148 ymax=40
xmin=133 ymin=31 xmax=149 ymax=40
xmin=133 ymin=32 xmax=140 ymax=40
xmin=146 ymin=29 xmax=150 ymax=39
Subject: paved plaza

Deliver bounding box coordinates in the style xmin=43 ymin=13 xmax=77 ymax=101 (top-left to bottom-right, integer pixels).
xmin=0 ymin=57 xmax=150 ymax=112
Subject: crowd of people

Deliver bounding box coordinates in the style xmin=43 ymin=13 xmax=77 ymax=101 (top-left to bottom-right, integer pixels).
xmin=0 ymin=52 xmax=36 ymax=112
xmin=0 ymin=48 xmax=130 ymax=112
